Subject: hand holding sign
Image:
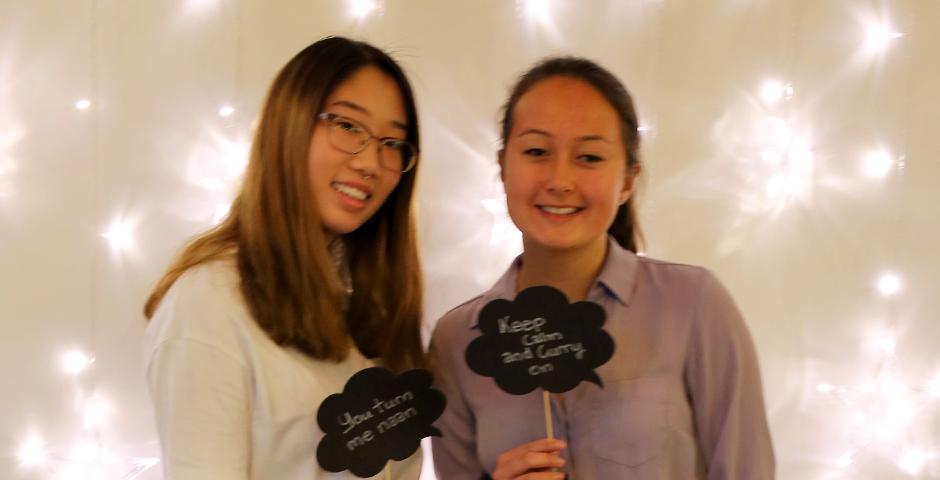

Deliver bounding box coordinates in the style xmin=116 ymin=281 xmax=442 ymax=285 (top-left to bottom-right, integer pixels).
xmin=316 ymin=367 xmax=446 ymax=478
xmin=465 ymin=285 xmax=615 ymax=395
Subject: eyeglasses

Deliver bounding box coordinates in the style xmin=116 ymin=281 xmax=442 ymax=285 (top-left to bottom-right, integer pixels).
xmin=316 ymin=112 xmax=418 ymax=173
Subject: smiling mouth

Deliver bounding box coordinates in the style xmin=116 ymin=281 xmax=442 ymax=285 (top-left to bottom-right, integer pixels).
xmin=537 ymin=205 xmax=583 ymax=215
xmin=332 ymin=182 xmax=371 ymax=201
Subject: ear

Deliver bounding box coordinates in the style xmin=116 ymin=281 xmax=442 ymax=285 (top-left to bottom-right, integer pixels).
xmin=619 ymin=163 xmax=641 ymax=205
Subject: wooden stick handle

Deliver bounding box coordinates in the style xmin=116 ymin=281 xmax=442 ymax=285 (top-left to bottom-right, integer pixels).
xmin=543 ymin=390 xmax=554 ymax=440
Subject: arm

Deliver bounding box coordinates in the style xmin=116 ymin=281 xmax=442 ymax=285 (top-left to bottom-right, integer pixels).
xmin=147 ymin=338 xmax=252 ymax=480
xmin=684 ymin=270 xmax=776 ymax=480
xmin=145 ymin=269 xmax=252 ymax=480
xmin=428 ymin=322 xmax=487 ymax=480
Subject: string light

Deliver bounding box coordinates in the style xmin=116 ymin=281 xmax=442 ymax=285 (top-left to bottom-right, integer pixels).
xmin=863 ymin=21 xmax=904 ymax=53
xmin=348 ymin=0 xmax=382 ymax=19
xmin=75 ymin=99 xmax=92 ymax=111
xmin=760 ymin=80 xmax=793 ymax=106
xmin=218 ymin=105 xmax=235 ymax=117
xmin=17 ymin=435 xmax=50 ymax=468
xmin=861 ymin=149 xmax=896 ymax=179
xmin=101 ymin=218 xmax=135 ymax=252
xmin=82 ymin=396 xmax=112 ymax=429
xmin=897 ymin=447 xmax=930 ymax=476
xmin=61 ymin=349 xmax=95 ymax=376
xmin=876 ymin=272 xmax=902 ymax=297
xmin=481 ymin=196 xmax=521 ymax=247
xmin=212 ymin=202 xmax=231 ymax=225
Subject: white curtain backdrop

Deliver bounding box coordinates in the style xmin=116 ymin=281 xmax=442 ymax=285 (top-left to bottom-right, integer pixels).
xmin=1 ymin=1 xmax=938 ymax=479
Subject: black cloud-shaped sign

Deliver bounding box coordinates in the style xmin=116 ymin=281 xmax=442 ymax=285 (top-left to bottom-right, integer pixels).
xmin=465 ymin=285 xmax=615 ymax=395
xmin=316 ymin=367 xmax=446 ymax=477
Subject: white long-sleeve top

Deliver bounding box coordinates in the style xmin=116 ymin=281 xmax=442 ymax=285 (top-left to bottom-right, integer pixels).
xmin=144 ymin=259 xmax=422 ymax=479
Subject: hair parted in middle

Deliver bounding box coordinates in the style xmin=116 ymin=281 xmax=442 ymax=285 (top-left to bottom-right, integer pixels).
xmin=144 ymin=36 xmax=424 ymax=372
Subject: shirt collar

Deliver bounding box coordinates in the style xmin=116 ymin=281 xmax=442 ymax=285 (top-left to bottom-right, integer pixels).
xmin=470 ymin=236 xmax=639 ymax=328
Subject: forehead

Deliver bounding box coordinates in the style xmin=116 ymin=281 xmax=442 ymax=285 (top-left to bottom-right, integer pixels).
xmin=511 ymin=76 xmax=620 ymax=135
xmin=324 ymin=65 xmax=407 ymax=121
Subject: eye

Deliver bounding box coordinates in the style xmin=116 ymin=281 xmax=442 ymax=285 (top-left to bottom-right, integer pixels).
xmin=334 ymin=118 xmax=364 ymax=134
xmin=523 ymin=147 xmax=549 ymax=157
xmin=379 ymin=138 xmax=407 ymax=150
xmin=577 ymin=154 xmax=604 ymax=164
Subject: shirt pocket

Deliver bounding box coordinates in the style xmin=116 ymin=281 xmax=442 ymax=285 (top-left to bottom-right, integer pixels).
xmin=585 ymin=377 xmax=671 ymax=467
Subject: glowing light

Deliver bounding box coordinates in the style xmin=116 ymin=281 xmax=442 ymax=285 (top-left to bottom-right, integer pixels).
xmin=817 ymin=383 xmax=836 ymax=393
xmin=897 ymin=447 xmax=929 ymax=476
xmin=349 ymin=0 xmax=380 ymax=18
xmin=218 ymin=105 xmax=234 ymax=117
xmin=481 ymin=196 xmax=521 ymax=247
xmin=519 ymin=0 xmax=551 ymax=21
xmin=928 ymin=376 xmax=940 ymax=399
xmin=861 ymin=149 xmax=896 ymax=179
xmin=102 ymin=219 xmax=134 ymax=252
xmin=17 ymin=436 xmax=49 ymax=468
xmin=864 ymin=22 xmax=904 ymax=52
xmin=836 ymin=452 xmax=853 ymax=468
xmin=75 ymin=99 xmax=92 ymax=111
xmin=760 ymin=80 xmax=793 ymax=105
xmin=199 ymin=177 xmax=224 ymax=192
xmin=212 ymin=202 xmax=231 ymax=225
xmin=83 ymin=396 xmax=111 ymax=429
xmin=876 ymin=272 xmax=902 ymax=297
xmin=61 ymin=349 xmax=94 ymax=375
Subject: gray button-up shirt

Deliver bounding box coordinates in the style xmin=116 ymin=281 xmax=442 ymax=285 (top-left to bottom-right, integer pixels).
xmin=429 ymin=238 xmax=775 ymax=479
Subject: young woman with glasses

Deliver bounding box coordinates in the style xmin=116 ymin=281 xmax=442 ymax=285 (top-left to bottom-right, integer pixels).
xmin=430 ymin=57 xmax=775 ymax=479
xmin=143 ymin=36 xmax=424 ymax=479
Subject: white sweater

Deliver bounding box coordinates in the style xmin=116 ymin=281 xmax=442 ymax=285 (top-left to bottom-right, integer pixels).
xmin=144 ymin=259 xmax=422 ymax=479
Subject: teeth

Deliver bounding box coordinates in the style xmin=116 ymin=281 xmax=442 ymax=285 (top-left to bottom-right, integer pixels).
xmin=540 ymin=206 xmax=579 ymax=215
xmin=333 ymin=183 xmax=368 ymax=201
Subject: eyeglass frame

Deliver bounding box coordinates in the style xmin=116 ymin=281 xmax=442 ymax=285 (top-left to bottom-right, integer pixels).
xmin=316 ymin=112 xmax=419 ymax=173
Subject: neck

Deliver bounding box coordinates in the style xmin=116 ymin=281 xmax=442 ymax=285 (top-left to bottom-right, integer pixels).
xmin=516 ymin=236 xmax=608 ymax=302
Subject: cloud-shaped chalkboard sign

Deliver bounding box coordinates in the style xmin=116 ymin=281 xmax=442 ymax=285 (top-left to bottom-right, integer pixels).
xmin=316 ymin=367 xmax=446 ymax=477
xmin=465 ymin=285 xmax=615 ymax=395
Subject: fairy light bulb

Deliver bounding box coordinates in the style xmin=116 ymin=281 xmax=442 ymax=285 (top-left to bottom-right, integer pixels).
xmin=102 ymin=219 xmax=134 ymax=252
xmin=864 ymin=22 xmax=904 ymax=52
xmin=760 ymin=80 xmax=793 ymax=105
xmin=876 ymin=273 xmax=902 ymax=297
xmin=75 ymin=99 xmax=92 ymax=110
xmin=218 ymin=105 xmax=234 ymax=117
xmin=349 ymin=0 xmax=378 ymax=18
xmin=862 ymin=149 xmax=895 ymax=179
xmin=61 ymin=349 xmax=94 ymax=375
xmin=83 ymin=396 xmax=111 ymax=429
xmin=17 ymin=436 xmax=49 ymax=468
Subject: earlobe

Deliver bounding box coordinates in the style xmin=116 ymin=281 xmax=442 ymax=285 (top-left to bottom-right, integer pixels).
xmin=619 ymin=164 xmax=639 ymax=204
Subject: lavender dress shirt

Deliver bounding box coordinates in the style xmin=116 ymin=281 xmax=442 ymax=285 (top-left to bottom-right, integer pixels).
xmin=429 ymin=238 xmax=775 ymax=479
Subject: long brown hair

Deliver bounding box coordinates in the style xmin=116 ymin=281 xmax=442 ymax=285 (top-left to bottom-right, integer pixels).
xmin=499 ymin=57 xmax=644 ymax=252
xmin=144 ymin=37 xmax=424 ymax=372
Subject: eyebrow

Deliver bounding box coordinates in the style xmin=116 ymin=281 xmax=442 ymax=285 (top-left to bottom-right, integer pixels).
xmin=328 ymin=100 xmax=408 ymax=131
xmin=516 ymin=128 xmax=612 ymax=143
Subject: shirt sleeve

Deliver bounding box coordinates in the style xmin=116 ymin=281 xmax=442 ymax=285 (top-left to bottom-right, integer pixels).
xmin=145 ymin=272 xmax=253 ymax=480
xmin=147 ymin=338 xmax=252 ymax=480
xmin=429 ymin=316 xmax=487 ymax=479
xmin=684 ymin=270 xmax=776 ymax=480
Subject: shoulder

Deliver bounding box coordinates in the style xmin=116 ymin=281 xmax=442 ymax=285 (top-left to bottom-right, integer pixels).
xmin=145 ymin=257 xmax=251 ymax=352
xmin=634 ymin=255 xmax=715 ymax=294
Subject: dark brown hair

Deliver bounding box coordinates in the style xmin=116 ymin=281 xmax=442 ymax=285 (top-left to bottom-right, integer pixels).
xmin=144 ymin=36 xmax=424 ymax=372
xmin=499 ymin=56 xmax=643 ymax=252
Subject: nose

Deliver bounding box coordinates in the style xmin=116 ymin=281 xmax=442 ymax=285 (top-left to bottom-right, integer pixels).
xmin=347 ymin=140 xmax=381 ymax=179
xmin=546 ymin=157 xmax=575 ymax=194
